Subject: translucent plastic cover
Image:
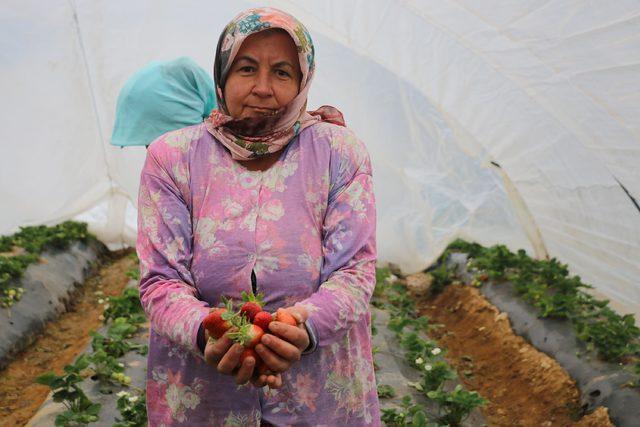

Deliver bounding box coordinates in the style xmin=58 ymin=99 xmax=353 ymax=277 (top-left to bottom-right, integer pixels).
xmin=1 ymin=0 xmax=638 ymax=315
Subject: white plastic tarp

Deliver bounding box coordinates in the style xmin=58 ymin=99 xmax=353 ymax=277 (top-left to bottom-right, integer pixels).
xmin=1 ymin=0 xmax=638 ymax=316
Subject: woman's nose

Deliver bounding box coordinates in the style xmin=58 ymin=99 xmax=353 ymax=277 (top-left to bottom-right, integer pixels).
xmin=252 ymin=71 xmax=273 ymax=97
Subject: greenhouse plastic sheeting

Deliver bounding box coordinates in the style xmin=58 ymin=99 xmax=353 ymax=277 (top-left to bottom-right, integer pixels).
xmin=1 ymin=1 xmax=638 ymax=316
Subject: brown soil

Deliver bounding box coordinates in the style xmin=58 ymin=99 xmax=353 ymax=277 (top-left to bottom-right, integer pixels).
xmin=416 ymin=282 xmax=614 ymax=427
xmin=0 ymin=249 xmax=137 ymax=427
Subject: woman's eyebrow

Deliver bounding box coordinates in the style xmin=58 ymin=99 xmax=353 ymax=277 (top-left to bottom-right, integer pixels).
xmin=273 ymin=61 xmax=295 ymax=69
xmin=234 ymin=55 xmax=258 ymax=65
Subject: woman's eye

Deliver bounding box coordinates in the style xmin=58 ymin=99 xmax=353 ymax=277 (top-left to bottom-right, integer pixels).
xmin=276 ymin=69 xmax=291 ymax=78
xmin=239 ymin=66 xmax=255 ymax=73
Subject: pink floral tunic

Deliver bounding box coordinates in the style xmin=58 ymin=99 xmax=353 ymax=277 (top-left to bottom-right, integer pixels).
xmin=137 ymin=121 xmax=380 ymax=426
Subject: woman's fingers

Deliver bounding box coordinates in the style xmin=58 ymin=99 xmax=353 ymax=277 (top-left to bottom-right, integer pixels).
xmin=266 ymin=374 xmax=283 ymax=389
xmin=204 ymin=334 xmax=234 ymax=367
xmin=253 ymin=373 xmax=283 ymax=389
xmin=204 ymin=332 xmax=278 ymax=389
xmin=286 ymin=306 xmax=309 ymax=324
xmin=268 ymin=321 xmax=309 ymax=352
xmin=234 ymin=355 xmax=255 ymax=385
xmin=251 ymin=374 xmax=268 ymax=388
xmin=254 ymin=342 xmax=291 ymax=372
xmin=217 ymin=343 xmax=245 ymax=375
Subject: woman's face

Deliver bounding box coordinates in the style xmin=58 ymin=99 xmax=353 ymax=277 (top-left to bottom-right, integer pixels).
xmin=224 ymin=29 xmax=302 ymax=119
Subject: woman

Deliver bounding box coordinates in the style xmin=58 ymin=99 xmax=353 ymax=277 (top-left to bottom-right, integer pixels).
xmin=137 ymin=8 xmax=379 ymax=426
xmin=111 ymin=57 xmax=216 ymax=148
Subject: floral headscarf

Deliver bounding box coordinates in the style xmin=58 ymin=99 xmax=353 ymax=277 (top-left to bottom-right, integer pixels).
xmin=206 ymin=7 xmax=345 ymax=160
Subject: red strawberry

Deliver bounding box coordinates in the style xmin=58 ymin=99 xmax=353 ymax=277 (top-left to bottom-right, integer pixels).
xmin=229 ymin=323 xmax=265 ymax=348
xmin=240 ymin=302 xmax=262 ymax=322
xmin=203 ymin=308 xmax=231 ymax=339
xmin=203 ymin=301 xmax=240 ymax=339
xmin=274 ymin=308 xmax=297 ymax=327
xmin=252 ymin=311 xmax=273 ymax=331
xmin=240 ymin=290 xmax=264 ymax=322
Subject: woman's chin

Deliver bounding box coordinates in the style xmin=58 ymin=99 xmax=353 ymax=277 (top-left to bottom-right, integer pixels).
xmin=244 ymin=108 xmax=279 ymax=118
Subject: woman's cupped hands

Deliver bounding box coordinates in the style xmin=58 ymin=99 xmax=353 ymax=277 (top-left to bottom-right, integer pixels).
xmin=204 ymin=306 xmax=309 ymax=388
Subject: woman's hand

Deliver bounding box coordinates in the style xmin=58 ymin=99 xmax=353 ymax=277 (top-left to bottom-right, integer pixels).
xmin=254 ymin=306 xmax=310 ymax=375
xmin=204 ymin=332 xmax=254 ymax=384
xmin=203 ymin=331 xmax=283 ymax=389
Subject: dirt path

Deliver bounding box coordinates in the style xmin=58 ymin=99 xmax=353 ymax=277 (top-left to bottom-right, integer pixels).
xmin=0 ymin=249 xmax=136 ymax=427
xmin=417 ymin=282 xmax=613 ymax=427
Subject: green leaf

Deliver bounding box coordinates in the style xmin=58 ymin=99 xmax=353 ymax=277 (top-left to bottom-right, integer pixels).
xmin=36 ymin=372 xmax=58 ymax=386
xmin=411 ymin=410 xmax=427 ymax=427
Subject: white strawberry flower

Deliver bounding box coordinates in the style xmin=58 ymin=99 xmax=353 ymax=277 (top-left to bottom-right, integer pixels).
xmin=431 ymin=347 xmax=442 ymax=356
xmin=98 ymin=299 xmax=104 ymax=304
xmin=415 ymin=357 xmax=424 ymax=365
xmin=425 ymin=364 xmax=433 ymax=371
xmin=128 ymin=395 xmax=139 ymax=403
xmin=385 ymin=274 xmax=398 ymax=284
xmin=116 ymin=391 xmax=129 ymax=398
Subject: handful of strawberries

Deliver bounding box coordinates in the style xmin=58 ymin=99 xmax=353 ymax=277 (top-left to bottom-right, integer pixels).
xmin=202 ymin=291 xmax=298 ymax=374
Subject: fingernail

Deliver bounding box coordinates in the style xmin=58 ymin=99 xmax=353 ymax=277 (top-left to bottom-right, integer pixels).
xmin=262 ymin=335 xmax=271 ymax=345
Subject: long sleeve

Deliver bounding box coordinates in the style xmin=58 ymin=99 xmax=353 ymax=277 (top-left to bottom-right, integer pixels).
xmin=296 ymin=128 xmax=377 ymax=348
xmin=136 ymin=142 xmax=210 ymax=356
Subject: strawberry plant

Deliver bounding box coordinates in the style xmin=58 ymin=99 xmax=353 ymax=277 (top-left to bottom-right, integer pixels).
xmin=90 ymin=319 xmax=147 ymax=359
xmin=410 ymin=361 xmax=456 ymax=393
xmin=372 ymin=266 xmax=403 ymax=308
xmin=427 ymin=384 xmax=486 ymax=426
xmin=575 ymin=308 xmax=640 ymax=361
xmin=399 ymin=331 xmax=439 ymax=368
xmin=0 ymin=284 xmax=25 ymax=308
xmin=125 ymin=269 xmax=140 ymax=281
xmin=429 ymin=261 xmax=453 ymax=295
xmin=0 ymin=253 xmax=38 ymax=284
xmin=6 ymin=221 xmax=91 ymax=254
xmin=36 ymin=354 xmax=102 ymax=426
xmin=449 ymin=240 xmax=640 ymax=365
xmin=0 ymin=221 xmax=95 ymax=308
xmin=0 ymin=254 xmax=37 ymax=307
xmin=114 ymin=390 xmax=147 ymax=427
xmin=371 ymin=312 xmax=378 ymax=336
xmin=376 ymin=266 xmax=392 ymax=286
xmin=446 ymin=239 xmax=484 ymax=258
xmin=87 ymin=348 xmax=127 ymax=387
xmin=380 ymin=395 xmax=437 ymax=427
xmin=470 ymin=244 xmax=519 ymax=279
xmin=386 ymin=282 xmax=419 ymax=314
xmin=36 ymin=261 xmax=149 ymax=424
xmin=377 ymin=384 xmax=396 ymax=399
xmin=375 ymin=267 xmax=486 ymax=425
xmin=102 ymin=288 xmax=146 ymax=325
